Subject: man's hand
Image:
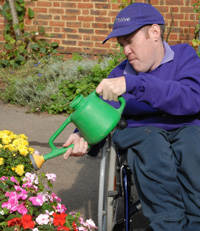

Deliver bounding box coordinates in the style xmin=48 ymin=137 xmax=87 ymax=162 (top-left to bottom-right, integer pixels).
xmin=96 ymin=76 xmax=126 ymax=101
xmin=63 ymin=133 xmax=88 ymax=160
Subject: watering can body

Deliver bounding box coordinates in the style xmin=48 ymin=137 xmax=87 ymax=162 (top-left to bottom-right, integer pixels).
xmin=30 ymin=91 xmax=126 ymax=170
xmin=70 ymin=91 xmax=126 ymax=145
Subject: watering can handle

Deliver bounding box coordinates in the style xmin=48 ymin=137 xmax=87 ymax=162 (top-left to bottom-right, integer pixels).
xmin=117 ymin=96 xmax=126 ymax=113
xmin=44 ymin=115 xmax=90 ymax=161
xmin=94 ymin=91 xmax=126 ymax=113
xmin=44 ymin=116 xmax=74 ymax=161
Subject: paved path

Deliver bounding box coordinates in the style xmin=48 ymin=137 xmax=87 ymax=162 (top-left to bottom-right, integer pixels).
xmin=0 ymin=101 xmax=149 ymax=230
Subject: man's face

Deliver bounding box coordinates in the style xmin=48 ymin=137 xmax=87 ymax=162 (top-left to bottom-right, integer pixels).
xmin=117 ymin=26 xmax=160 ymax=73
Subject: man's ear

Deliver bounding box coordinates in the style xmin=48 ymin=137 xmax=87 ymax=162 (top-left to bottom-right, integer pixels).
xmin=149 ymin=24 xmax=161 ymax=42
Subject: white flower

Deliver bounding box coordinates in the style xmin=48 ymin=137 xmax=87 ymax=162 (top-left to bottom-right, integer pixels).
xmin=46 ymin=173 xmax=56 ymax=182
xmin=0 ymin=210 xmax=4 ymax=215
xmin=36 ymin=214 xmax=50 ymax=225
xmin=85 ymin=219 xmax=98 ymax=229
xmin=33 ymin=150 xmax=40 ymax=155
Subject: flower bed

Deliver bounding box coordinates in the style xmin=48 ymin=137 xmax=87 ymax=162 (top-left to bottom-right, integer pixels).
xmin=0 ymin=130 xmax=98 ymax=231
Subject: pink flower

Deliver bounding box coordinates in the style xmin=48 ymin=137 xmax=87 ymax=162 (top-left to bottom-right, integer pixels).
xmin=54 ymin=203 xmax=67 ymax=213
xmin=0 ymin=176 xmax=8 ymax=181
xmin=15 ymin=203 xmax=28 ymax=215
xmin=29 ymin=194 xmax=44 ymax=206
xmin=46 ymin=173 xmax=56 ymax=182
xmin=2 ymin=196 xmax=28 ymax=215
xmin=23 ymin=172 xmax=38 ymax=185
xmin=35 ymin=214 xmax=50 ymax=225
xmin=78 ymin=227 xmax=88 ymax=231
xmin=14 ymin=186 xmax=28 ymax=200
xmin=10 ymin=176 xmax=19 ymax=185
xmin=8 ymin=191 xmax=19 ymax=202
xmin=2 ymin=201 xmax=12 ymax=210
xmin=5 ymin=191 xmax=11 ymax=197
xmin=50 ymin=192 xmax=61 ymax=202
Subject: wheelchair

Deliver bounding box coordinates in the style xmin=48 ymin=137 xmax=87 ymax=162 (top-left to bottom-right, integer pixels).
xmin=97 ymin=131 xmax=144 ymax=231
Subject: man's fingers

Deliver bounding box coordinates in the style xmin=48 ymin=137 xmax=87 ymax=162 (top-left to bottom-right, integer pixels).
xmin=63 ymin=148 xmax=72 ymax=160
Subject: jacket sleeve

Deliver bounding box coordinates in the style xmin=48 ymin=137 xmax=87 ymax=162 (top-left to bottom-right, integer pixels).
xmin=124 ymin=44 xmax=200 ymax=115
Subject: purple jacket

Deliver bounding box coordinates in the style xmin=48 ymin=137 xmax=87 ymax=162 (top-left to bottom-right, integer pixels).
xmin=106 ymin=42 xmax=200 ymax=131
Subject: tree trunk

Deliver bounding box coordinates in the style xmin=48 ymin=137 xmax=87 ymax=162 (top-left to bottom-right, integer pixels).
xmin=7 ymin=0 xmax=22 ymax=40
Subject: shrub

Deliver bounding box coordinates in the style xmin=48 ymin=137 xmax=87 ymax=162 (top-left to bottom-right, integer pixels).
xmin=0 ymin=53 xmax=124 ymax=114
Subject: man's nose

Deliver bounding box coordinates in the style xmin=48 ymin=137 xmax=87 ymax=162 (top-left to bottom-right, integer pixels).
xmin=123 ymin=45 xmax=131 ymax=56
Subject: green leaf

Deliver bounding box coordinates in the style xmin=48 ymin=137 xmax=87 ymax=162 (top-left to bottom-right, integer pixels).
xmin=31 ymin=43 xmax=40 ymax=50
xmin=24 ymin=32 xmax=31 ymax=38
xmin=15 ymin=5 xmax=24 ymax=12
xmin=19 ymin=22 xmax=24 ymax=30
xmin=50 ymin=42 xmax=59 ymax=48
xmin=5 ymin=44 xmax=13 ymax=50
xmin=0 ymin=9 xmax=7 ymax=17
xmin=38 ymin=26 xmax=45 ymax=34
xmin=0 ymin=60 xmax=9 ymax=67
xmin=28 ymin=8 xmax=34 ymax=19
xmin=40 ymin=47 xmax=46 ymax=54
xmin=16 ymin=55 xmax=25 ymax=61
xmin=13 ymin=23 xmax=19 ymax=31
xmin=2 ymin=2 xmax=10 ymax=11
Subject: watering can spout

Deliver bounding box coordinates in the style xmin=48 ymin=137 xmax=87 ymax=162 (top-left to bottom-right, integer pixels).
xmin=30 ymin=91 xmax=126 ymax=170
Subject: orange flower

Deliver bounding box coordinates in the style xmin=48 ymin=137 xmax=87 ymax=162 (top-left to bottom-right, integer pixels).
xmin=7 ymin=217 xmax=21 ymax=227
xmin=53 ymin=213 xmax=67 ymax=226
xmin=21 ymin=214 xmax=35 ymax=229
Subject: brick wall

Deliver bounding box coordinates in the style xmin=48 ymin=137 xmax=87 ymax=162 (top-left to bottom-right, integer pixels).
xmin=0 ymin=0 xmax=199 ymax=56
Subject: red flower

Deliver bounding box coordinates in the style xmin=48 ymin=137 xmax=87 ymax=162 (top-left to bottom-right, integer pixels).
xmin=72 ymin=221 xmax=78 ymax=231
xmin=53 ymin=213 xmax=67 ymax=226
xmin=21 ymin=214 xmax=35 ymax=229
xmin=7 ymin=217 xmax=22 ymax=227
xmin=56 ymin=225 xmax=70 ymax=230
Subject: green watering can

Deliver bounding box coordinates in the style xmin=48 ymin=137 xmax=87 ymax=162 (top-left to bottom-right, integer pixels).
xmin=30 ymin=91 xmax=126 ymax=170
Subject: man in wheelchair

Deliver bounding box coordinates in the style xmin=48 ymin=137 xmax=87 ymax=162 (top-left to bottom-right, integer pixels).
xmin=63 ymin=3 xmax=200 ymax=231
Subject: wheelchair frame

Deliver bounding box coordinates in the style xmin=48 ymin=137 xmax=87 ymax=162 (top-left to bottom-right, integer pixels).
xmin=98 ymin=133 xmax=142 ymax=231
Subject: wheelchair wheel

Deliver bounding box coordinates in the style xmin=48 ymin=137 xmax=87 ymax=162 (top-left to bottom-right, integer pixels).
xmin=98 ymin=133 xmax=119 ymax=231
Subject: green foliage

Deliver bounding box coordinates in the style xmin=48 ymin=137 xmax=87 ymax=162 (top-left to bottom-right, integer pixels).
xmin=0 ymin=53 xmax=125 ymax=114
xmin=118 ymin=0 xmax=135 ymax=10
xmin=192 ymin=0 xmax=200 ymax=56
xmin=0 ymin=0 xmax=59 ymax=68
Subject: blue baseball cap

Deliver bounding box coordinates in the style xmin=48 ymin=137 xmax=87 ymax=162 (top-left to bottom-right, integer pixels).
xmin=103 ymin=3 xmax=165 ymax=44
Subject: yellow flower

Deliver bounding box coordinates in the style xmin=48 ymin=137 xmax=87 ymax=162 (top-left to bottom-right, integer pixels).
xmin=18 ymin=134 xmax=28 ymax=140
xmin=0 ymin=130 xmax=12 ymax=136
xmin=13 ymin=138 xmax=28 ymax=147
xmin=12 ymin=139 xmax=20 ymax=146
xmin=0 ymin=144 xmax=3 ymax=149
xmin=3 ymin=144 xmax=16 ymax=152
xmin=19 ymin=147 xmax=29 ymax=156
xmin=0 ymin=158 xmax=4 ymax=165
xmin=15 ymin=164 xmax=24 ymax=176
xmin=12 ymin=167 xmax=15 ymax=170
xmin=28 ymin=147 xmax=35 ymax=154
xmin=10 ymin=134 xmax=17 ymax=140
xmin=2 ymin=135 xmax=12 ymax=145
